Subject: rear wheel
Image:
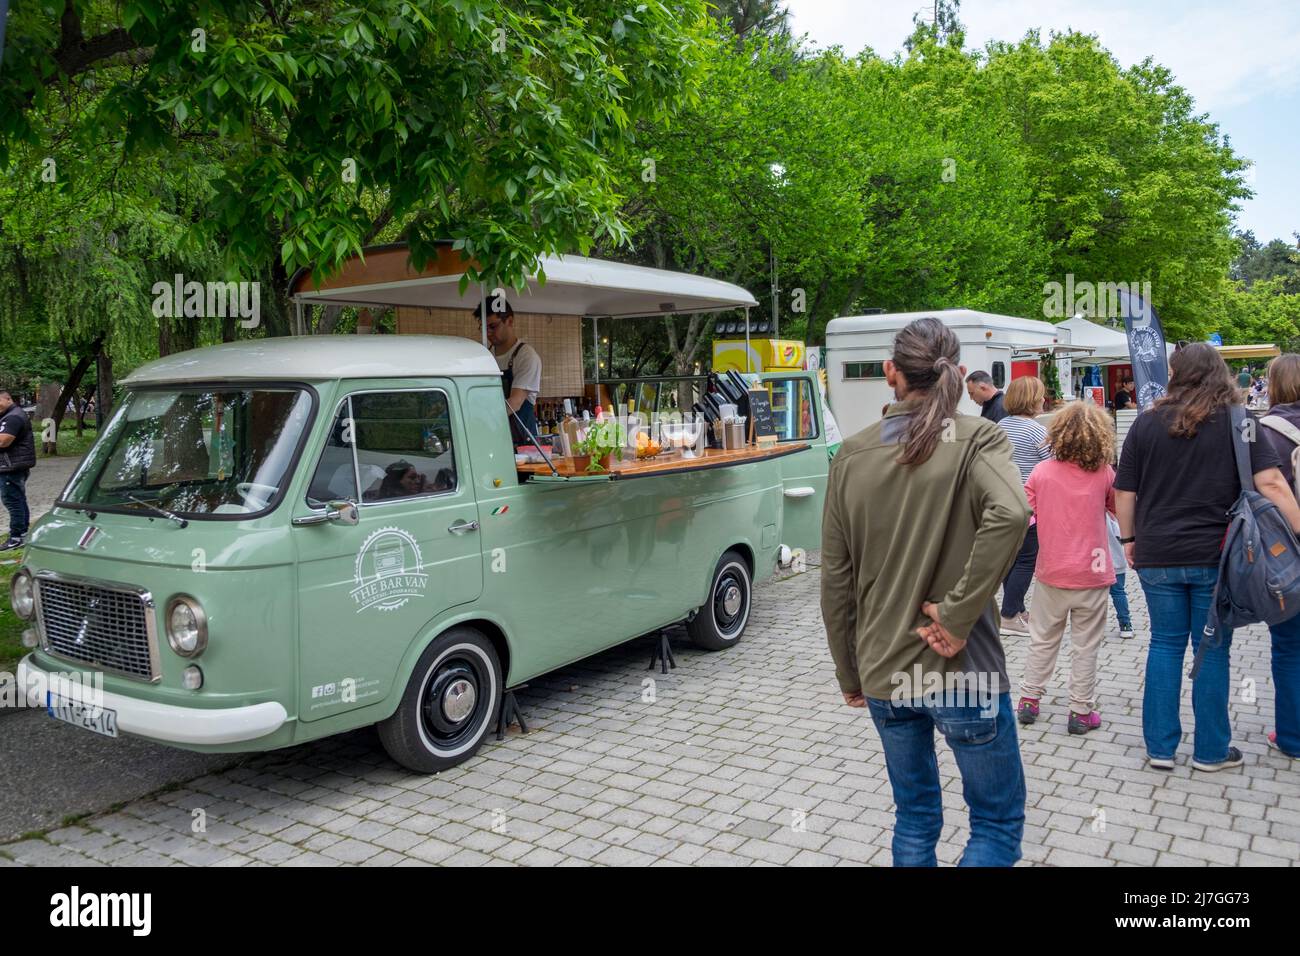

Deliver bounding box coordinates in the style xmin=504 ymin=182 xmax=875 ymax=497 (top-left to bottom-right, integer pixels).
xmin=687 ymin=550 xmax=752 ymax=651
xmin=377 ymin=627 xmax=501 ymax=774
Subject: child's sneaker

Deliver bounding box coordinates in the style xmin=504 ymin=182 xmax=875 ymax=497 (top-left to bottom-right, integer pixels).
xmin=1017 ymin=697 xmax=1040 ymax=725
xmin=1119 ymin=626 xmax=1134 ymax=639
xmin=1068 ymin=710 xmax=1101 ymax=735
xmin=1147 ymin=755 xmax=1175 ymax=771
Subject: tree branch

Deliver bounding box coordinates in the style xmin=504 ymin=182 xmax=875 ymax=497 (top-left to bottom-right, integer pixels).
xmin=52 ymin=0 xmax=141 ymax=81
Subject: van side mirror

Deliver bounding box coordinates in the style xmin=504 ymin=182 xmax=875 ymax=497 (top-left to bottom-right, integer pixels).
xmin=293 ymin=500 xmax=359 ymax=527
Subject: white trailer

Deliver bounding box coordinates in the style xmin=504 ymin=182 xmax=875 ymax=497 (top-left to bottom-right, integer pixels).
xmin=825 ymin=309 xmax=1071 ymax=439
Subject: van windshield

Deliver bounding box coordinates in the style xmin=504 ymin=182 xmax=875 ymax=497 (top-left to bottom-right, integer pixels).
xmin=63 ymin=386 xmax=314 ymax=518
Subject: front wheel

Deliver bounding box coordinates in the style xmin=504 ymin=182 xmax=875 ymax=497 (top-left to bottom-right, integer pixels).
xmin=378 ymin=627 xmax=502 ymax=774
xmin=687 ymin=550 xmax=753 ymax=651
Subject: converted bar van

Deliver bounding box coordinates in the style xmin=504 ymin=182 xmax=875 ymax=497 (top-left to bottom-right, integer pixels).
xmin=15 ymin=250 xmax=827 ymax=773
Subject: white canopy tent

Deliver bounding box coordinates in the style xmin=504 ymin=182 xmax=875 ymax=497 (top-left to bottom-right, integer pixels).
xmin=291 ymin=248 xmax=758 ymax=319
xmin=1055 ymin=315 xmax=1134 ymax=364
xmin=289 ymin=242 xmax=760 ymax=375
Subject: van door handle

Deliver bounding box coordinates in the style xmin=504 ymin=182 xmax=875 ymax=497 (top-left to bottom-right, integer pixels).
xmin=448 ymin=519 xmax=480 ymax=535
xmin=784 ymin=486 xmax=815 ymax=498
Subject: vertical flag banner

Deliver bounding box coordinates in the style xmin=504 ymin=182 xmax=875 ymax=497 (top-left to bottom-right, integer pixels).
xmin=1118 ymin=289 xmax=1168 ymax=409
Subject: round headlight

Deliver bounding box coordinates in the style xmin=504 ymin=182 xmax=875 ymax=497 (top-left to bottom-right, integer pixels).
xmin=10 ymin=570 xmax=34 ymax=621
xmin=166 ymin=596 xmax=208 ymax=657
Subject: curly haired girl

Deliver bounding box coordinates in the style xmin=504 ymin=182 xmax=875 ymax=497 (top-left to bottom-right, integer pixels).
xmin=1017 ymin=401 xmax=1117 ymax=734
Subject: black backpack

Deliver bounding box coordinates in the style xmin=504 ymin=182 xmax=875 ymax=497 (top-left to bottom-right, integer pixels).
xmin=1192 ymin=405 xmax=1300 ymax=677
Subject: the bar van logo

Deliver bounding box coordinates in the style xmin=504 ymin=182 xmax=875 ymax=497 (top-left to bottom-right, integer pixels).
xmin=351 ymin=527 xmax=427 ymax=612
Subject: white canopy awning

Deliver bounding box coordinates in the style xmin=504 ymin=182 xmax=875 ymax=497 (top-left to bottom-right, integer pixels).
xmin=1056 ymin=315 xmax=1133 ymax=363
xmin=290 ymin=243 xmax=758 ymax=319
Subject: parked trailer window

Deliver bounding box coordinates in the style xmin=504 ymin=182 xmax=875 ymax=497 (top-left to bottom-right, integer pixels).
xmin=843 ymin=361 xmax=886 ymax=380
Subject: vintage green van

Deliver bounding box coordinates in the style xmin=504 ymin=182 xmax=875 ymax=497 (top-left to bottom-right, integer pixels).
xmin=15 ymin=325 xmax=828 ymax=772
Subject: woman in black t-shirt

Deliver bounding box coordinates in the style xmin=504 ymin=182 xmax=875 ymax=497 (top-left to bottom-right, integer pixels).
xmin=1115 ymin=343 xmax=1300 ymax=772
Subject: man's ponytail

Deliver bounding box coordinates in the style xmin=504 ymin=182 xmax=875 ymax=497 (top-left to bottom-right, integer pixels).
xmin=892 ymin=318 xmax=963 ymax=466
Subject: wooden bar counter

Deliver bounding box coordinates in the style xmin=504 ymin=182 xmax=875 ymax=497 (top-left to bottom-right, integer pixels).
xmin=518 ymin=441 xmax=809 ymax=480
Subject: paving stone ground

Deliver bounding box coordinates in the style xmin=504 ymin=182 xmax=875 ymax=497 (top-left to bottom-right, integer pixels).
xmin=3 ymin=558 xmax=1298 ymax=867
xmin=3 ymin=452 xmax=82 ymax=540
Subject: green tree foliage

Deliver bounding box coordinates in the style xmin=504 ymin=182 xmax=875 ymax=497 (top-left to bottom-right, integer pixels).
xmin=0 ymin=0 xmax=709 ymax=297
xmin=1232 ymin=230 xmax=1300 ymax=292
xmin=604 ymin=30 xmax=1051 ymax=371
xmin=709 ymin=0 xmax=791 ymax=46
xmin=607 ymin=24 xmax=1257 ymax=376
xmin=905 ymin=0 xmax=964 ymax=52
xmin=1 ymin=4 xmax=1286 ymax=383
xmin=981 ymin=31 xmax=1248 ymax=338
xmin=1217 ymin=277 xmax=1300 ymax=352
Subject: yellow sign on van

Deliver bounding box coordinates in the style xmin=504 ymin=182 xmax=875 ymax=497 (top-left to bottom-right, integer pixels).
xmin=713 ymin=339 xmax=805 ymax=373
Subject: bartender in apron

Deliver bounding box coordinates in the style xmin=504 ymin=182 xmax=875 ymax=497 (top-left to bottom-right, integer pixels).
xmin=477 ymin=296 xmax=541 ymax=442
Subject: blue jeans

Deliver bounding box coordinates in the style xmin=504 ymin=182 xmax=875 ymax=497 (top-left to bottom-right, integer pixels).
xmin=1109 ymin=572 xmax=1132 ymax=630
xmin=866 ymin=692 xmax=1025 ymax=867
xmin=0 ymin=468 xmax=30 ymax=537
xmin=1268 ymin=614 xmax=1300 ymax=757
xmin=1136 ymin=566 xmax=1234 ymax=763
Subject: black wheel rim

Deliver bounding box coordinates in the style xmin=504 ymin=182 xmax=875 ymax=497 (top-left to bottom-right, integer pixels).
xmin=420 ymin=652 xmax=491 ymax=753
xmin=713 ymin=566 xmax=749 ymax=637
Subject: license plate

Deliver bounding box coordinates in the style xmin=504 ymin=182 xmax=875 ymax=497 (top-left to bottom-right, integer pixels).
xmin=46 ymin=691 xmax=118 ymax=738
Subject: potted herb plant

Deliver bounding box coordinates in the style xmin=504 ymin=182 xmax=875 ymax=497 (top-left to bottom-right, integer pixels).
xmin=573 ymin=420 xmax=623 ymax=472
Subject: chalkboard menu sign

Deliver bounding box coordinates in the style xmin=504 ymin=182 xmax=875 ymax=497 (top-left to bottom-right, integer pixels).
xmin=747 ymin=388 xmax=777 ymax=442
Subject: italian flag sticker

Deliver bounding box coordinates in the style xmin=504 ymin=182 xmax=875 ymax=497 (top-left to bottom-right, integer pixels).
xmin=491 ymin=505 xmax=509 ymax=516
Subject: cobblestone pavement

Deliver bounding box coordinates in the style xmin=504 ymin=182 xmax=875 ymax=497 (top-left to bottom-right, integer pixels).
xmin=26 ymin=454 xmax=82 ymax=525
xmin=2 ymin=564 xmax=1298 ymax=867
xmin=0 ymin=452 xmax=81 ymax=541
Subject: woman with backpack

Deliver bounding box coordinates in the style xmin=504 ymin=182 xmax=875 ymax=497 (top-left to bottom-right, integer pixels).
xmin=1115 ymin=343 xmax=1300 ymax=772
xmin=1256 ymin=353 xmax=1300 ymax=760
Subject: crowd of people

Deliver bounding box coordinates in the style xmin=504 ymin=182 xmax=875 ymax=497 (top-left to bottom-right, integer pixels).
xmin=1240 ymin=365 xmax=1271 ymax=408
xmin=822 ymin=318 xmax=1300 ymax=867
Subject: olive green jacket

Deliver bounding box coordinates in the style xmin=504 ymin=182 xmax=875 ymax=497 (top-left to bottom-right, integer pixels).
xmin=821 ymin=401 xmax=1031 ymax=700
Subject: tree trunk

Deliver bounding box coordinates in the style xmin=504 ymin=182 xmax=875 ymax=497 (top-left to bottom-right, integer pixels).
xmin=627 ymin=337 xmax=651 ymax=378
xmin=158 ymin=315 xmax=199 ymax=356
xmin=47 ymin=335 xmax=104 ymax=453
xmin=838 ymin=273 xmax=868 ymax=317
xmin=265 ymin=256 xmax=292 ymax=336
xmin=95 ymin=348 xmax=114 ymax=427
xmin=315 ymin=304 xmax=344 ymax=334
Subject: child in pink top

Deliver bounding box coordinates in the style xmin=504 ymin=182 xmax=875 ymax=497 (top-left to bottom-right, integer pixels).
xmin=1018 ymin=401 xmax=1117 ymax=735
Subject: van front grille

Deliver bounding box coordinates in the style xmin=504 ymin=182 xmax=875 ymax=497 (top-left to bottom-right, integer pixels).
xmin=36 ymin=576 xmax=158 ymax=682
